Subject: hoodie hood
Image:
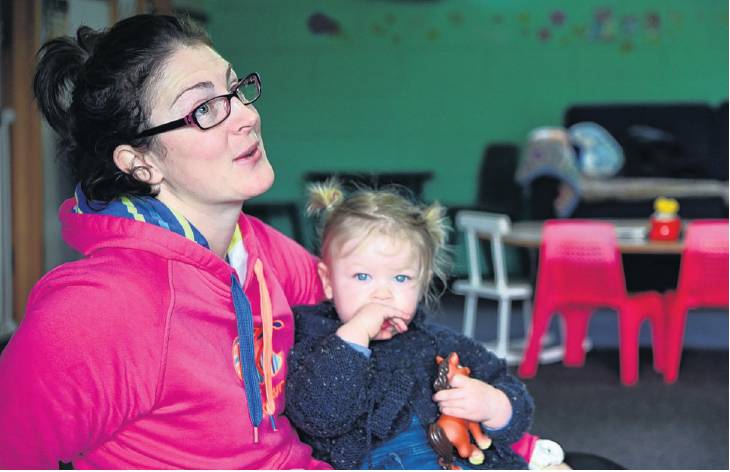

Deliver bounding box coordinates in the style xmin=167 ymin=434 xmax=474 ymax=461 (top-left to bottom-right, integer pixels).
xmin=60 ymin=197 xmax=234 ymax=284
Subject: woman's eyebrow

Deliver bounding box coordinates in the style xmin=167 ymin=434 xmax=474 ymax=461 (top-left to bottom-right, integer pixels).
xmin=171 ymin=81 xmax=213 ymax=108
xmin=171 ymin=65 xmax=233 ymax=108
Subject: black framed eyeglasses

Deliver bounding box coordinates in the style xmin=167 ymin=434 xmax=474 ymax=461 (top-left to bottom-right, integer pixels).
xmin=135 ymin=72 xmax=261 ymax=139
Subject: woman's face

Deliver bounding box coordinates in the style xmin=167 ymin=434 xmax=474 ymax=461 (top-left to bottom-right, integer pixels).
xmin=144 ymin=44 xmax=274 ymax=210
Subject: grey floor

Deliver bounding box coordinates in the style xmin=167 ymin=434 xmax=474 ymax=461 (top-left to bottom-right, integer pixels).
xmin=431 ymin=292 xmax=729 ymax=470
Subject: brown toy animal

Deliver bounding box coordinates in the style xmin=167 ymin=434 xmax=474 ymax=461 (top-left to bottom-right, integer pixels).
xmin=428 ymin=352 xmax=492 ymax=470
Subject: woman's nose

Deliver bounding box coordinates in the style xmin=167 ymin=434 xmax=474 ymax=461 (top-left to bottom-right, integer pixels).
xmin=229 ymin=97 xmax=259 ymax=132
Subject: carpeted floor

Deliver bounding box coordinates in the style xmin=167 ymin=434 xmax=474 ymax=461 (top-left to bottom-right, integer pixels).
xmin=431 ymin=293 xmax=729 ymax=470
xmin=522 ymin=348 xmax=728 ymax=470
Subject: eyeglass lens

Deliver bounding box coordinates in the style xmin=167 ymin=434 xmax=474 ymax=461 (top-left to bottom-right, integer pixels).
xmin=194 ymin=75 xmax=261 ymax=130
xmin=194 ymin=99 xmax=229 ymax=129
xmin=237 ymin=75 xmax=261 ymax=104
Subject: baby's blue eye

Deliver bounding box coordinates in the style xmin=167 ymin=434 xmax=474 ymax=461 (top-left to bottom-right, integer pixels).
xmin=394 ymin=274 xmax=411 ymax=283
xmin=355 ymin=273 xmax=371 ymax=281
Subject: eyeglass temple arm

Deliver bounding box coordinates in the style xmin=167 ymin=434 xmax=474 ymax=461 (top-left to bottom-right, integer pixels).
xmin=135 ymin=115 xmax=193 ymax=139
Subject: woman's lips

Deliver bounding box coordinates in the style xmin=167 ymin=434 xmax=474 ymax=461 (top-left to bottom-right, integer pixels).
xmin=234 ymin=143 xmax=261 ymax=163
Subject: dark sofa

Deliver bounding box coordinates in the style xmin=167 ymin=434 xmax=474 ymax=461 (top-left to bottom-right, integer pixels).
xmin=529 ymin=101 xmax=728 ymax=221
xmin=526 ymin=101 xmax=728 ymax=290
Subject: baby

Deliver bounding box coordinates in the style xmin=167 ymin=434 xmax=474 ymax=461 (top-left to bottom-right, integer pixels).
xmin=286 ymin=181 xmax=536 ymax=469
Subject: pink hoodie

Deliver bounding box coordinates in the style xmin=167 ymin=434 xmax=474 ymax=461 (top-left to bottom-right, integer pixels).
xmin=0 ymin=198 xmax=328 ymax=469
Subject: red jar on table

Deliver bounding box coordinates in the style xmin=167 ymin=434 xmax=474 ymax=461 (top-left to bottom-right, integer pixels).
xmin=649 ymin=197 xmax=681 ymax=241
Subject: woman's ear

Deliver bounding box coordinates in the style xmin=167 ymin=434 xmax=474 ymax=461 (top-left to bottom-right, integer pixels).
xmin=317 ymin=261 xmax=334 ymax=300
xmin=112 ymin=144 xmax=163 ymax=185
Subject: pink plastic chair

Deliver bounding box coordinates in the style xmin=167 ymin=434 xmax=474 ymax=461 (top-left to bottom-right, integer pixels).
xmin=517 ymin=220 xmax=664 ymax=386
xmin=663 ymin=220 xmax=729 ymax=384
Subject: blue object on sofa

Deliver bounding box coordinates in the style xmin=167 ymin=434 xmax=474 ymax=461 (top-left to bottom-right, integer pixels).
xmin=564 ymin=102 xmax=727 ymax=180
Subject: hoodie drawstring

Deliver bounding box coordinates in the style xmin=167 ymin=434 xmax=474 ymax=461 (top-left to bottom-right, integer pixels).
xmin=254 ymin=259 xmax=277 ymax=430
xmin=231 ymin=273 xmax=263 ymax=443
xmin=231 ymin=257 xmax=277 ymax=443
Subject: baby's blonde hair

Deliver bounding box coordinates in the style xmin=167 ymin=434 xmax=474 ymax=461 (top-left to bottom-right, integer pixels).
xmin=307 ymin=178 xmax=451 ymax=308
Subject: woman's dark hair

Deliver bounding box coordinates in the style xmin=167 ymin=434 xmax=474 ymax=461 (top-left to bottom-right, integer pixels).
xmin=33 ymin=14 xmax=212 ymax=202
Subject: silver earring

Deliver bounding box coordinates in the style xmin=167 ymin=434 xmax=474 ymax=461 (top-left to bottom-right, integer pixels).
xmin=131 ymin=165 xmax=152 ymax=183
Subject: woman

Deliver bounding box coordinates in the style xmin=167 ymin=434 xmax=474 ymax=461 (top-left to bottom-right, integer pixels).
xmin=0 ymin=14 xmax=327 ymax=468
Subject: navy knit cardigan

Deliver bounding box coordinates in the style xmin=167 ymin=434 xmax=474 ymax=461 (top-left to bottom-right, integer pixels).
xmin=285 ymin=302 xmax=533 ymax=469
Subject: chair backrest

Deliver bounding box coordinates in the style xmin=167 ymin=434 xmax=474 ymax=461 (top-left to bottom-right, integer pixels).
xmin=677 ymin=220 xmax=729 ymax=306
xmin=537 ymin=220 xmax=626 ymax=306
xmin=455 ymin=211 xmax=510 ymax=289
xmin=477 ymin=143 xmax=523 ymax=219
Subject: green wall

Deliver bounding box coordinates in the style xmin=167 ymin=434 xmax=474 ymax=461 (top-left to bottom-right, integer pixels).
xmin=188 ymin=0 xmax=727 ymax=229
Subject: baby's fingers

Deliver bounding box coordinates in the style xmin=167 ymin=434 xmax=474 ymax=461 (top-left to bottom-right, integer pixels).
xmin=438 ymin=405 xmax=469 ymax=419
xmin=389 ymin=317 xmax=409 ymax=333
xmin=433 ymin=387 xmax=466 ymax=403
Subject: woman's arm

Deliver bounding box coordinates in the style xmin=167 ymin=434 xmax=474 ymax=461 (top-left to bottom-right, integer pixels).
xmin=0 ymin=268 xmax=165 ymax=468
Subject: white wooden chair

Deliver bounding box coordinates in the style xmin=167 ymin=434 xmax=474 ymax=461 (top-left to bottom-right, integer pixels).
xmin=451 ymin=210 xmax=533 ymax=363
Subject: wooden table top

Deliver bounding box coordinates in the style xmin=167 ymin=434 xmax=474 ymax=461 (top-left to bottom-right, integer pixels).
xmin=496 ymin=219 xmax=686 ymax=254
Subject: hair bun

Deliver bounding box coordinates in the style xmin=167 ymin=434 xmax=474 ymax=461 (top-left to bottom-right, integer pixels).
xmin=306 ymin=178 xmax=345 ymax=216
xmin=422 ymin=202 xmax=448 ymax=247
xmin=33 ymin=33 xmax=91 ymax=137
xmin=76 ymin=25 xmax=102 ymax=55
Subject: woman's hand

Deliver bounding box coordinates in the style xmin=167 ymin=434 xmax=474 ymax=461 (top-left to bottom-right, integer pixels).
xmin=432 ymin=375 xmax=513 ymax=430
xmin=336 ymin=302 xmax=410 ymax=347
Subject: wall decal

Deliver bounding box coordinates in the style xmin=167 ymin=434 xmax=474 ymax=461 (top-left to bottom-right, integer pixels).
xmin=590 ymin=7 xmax=615 ymax=42
xmin=518 ymin=12 xmax=531 ymax=36
xmin=620 ymin=15 xmax=639 ymax=35
xmin=620 ymin=39 xmax=634 ymax=53
xmin=370 ymin=22 xmax=386 ymax=36
xmin=538 ymin=27 xmax=551 ymax=41
xmin=308 ymin=12 xmax=341 ymax=35
xmin=645 ymin=11 xmax=661 ymax=29
xmin=448 ymin=11 xmax=464 ymax=26
xmin=550 ymin=10 xmax=566 ymax=26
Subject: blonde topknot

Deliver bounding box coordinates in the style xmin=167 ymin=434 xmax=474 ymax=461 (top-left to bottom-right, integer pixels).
xmin=422 ymin=203 xmax=448 ymax=248
xmin=306 ymin=178 xmax=345 ymax=217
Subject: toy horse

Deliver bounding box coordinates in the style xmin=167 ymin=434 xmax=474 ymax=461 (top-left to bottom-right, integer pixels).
xmin=428 ymin=352 xmax=492 ymax=470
